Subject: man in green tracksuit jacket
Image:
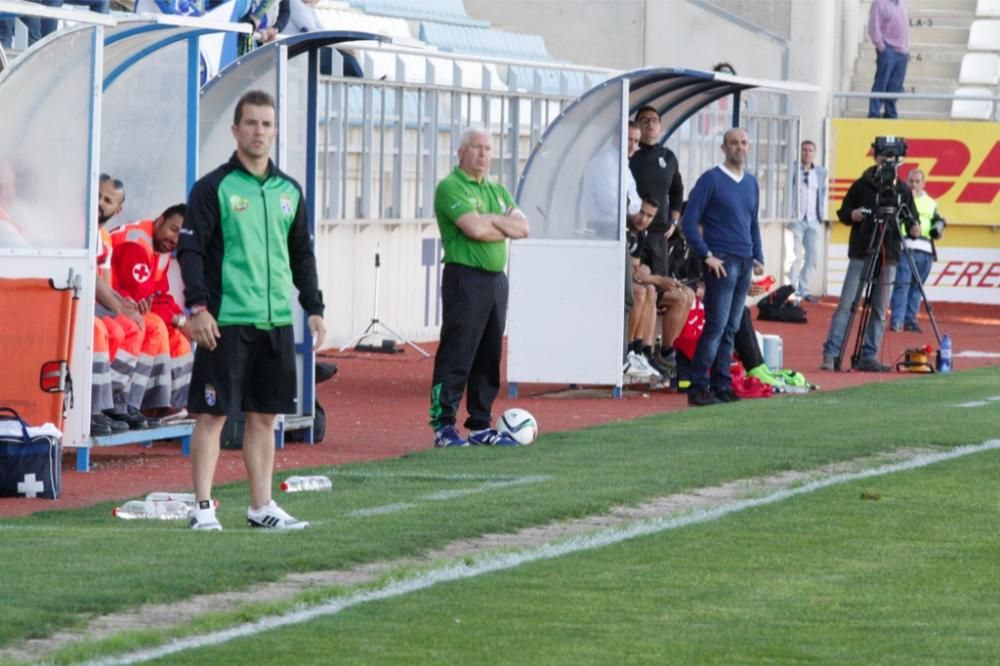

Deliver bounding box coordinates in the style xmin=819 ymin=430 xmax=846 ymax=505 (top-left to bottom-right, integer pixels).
xmin=178 ymin=89 xmax=325 ymax=531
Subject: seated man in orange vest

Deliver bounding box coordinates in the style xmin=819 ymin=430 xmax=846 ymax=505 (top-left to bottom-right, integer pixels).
xmin=109 ymin=203 xmax=193 ymax=417
xmin=93 ymin=174 xmax=154 ymax=433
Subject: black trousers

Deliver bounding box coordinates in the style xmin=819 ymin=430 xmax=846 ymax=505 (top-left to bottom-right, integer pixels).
xmin=733 ymin=307 xmax=765 ymax=370
xmin=429 ymin=263 xmax=508 ymax=431
xmin=645 ymin=232 xmax=669 ymax=277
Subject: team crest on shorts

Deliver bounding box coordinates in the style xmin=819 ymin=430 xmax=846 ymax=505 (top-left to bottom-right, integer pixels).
xmin=280 ymin=194 xmax=293 ymax=216
xmin=204 ymin=384 xmax=217 ymax=407
xmin=230 ymin=195 xmax=249 ymax=212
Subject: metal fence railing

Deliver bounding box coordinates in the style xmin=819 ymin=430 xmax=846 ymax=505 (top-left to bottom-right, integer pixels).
xmin=317 ymin=47 xmax=801 ymax=230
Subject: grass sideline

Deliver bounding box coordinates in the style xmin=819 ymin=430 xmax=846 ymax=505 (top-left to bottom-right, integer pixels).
xmin=150 ymin=450 xmax=1000 ymax=665
xmin=1 ymin=367 xmax=998 ymax=662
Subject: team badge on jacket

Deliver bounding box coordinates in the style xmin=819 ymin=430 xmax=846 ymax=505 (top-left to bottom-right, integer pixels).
xmin=658 ymin=157 xmax=667 ymax=168
xmin=204 ymin=384 xmax=217 ymax=407
xmin=229 ymin=195 xmax=249 ymax=212
xmin=280 ymin=195 xmax=293 ymax=216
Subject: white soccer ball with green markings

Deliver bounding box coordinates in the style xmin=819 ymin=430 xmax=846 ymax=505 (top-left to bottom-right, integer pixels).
xmin=497 ymin=408 xmax=539 ymax=445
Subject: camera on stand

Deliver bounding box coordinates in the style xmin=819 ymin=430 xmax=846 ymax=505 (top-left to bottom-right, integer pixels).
xmin=835 ymin=134 xmax=946 ymax=372
xmin=871 ymin=135 xmax=908 ymax=201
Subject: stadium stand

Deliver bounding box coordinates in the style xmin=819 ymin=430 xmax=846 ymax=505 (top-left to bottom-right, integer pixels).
xmin=345 ymin=0 xmax=488 ymax=27
xmin=847 ymin=0 xmax=1000 ymax=119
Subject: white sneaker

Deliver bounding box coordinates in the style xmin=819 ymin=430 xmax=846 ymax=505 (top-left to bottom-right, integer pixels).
xmin=625 ymin=351 xmax=662 ymax=380
xmin=189 ymin=503 xmax=223 ymax=531
xmin=246 ymin=500 xmax=310 ymax=530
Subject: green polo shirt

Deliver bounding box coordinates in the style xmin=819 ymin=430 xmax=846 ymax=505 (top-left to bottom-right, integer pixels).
xmin=434 ymin=166 xmax=517 ymax=273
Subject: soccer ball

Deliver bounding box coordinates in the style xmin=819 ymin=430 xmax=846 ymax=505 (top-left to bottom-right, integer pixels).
xmin=497 ymin=408 xmax=539 ymax=445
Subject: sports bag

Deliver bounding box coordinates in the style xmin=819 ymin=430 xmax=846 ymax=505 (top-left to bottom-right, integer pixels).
xmin=0 ymin=407 xmax=62 ymax=499
xmin=757 ymin=285 xmax=807 ymax=323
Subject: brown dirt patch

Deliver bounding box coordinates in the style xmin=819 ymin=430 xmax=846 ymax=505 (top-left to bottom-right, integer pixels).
xmin=1 ymin=300 xmax=997 ymax=519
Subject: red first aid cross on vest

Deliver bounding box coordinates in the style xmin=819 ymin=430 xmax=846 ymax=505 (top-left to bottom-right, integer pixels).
xmin=131 ymin=263 xmax=151 ymax=283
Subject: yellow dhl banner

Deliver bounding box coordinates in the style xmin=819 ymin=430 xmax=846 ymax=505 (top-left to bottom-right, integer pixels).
xmin=829 ymin=119 xmax=1000 ymax=227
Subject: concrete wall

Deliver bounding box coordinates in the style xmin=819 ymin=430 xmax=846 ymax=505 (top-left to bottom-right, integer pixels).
xmin=463 ymin=0 xmax=847 ymax=183
xmin=461 ymin=0 xmax=646 ymax=71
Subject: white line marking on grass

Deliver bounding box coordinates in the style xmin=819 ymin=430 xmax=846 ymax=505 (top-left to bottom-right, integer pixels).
xmin=347 ymin=503 xmax=418 ymax=518
xmin=954 ymin=395 xmax=1000 ymax=408
xmin=347 ymin=475 xmax=550 ymax=517
xmin=422 ymin=475 xmax=549 ymax=501
xmin=87 ymin=440 xmax=1000 ymax=666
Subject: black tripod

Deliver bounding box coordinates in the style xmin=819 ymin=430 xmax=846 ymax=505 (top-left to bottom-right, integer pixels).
xmin=835 ymin=201 xmax=942 ymax=371
xmin=339 ymin=244 xmax=430 ymax=357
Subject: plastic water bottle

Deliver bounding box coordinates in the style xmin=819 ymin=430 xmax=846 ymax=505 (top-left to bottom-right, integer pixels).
xmin=144 ymin=493 xmax=218 ymax=510
xmin=280 ymin=475 xmax=333 ymax=492
xmin=145 ymin=492 xmax=196 ymax=505
xmin=937 ymin=334 xmax=952 ymax=373
xmin=113 ymin=499 xmax=192 ymax=520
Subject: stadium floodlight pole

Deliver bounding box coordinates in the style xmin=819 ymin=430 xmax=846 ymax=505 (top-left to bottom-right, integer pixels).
xmin=339 ymin=243 xmax=430 ymax=357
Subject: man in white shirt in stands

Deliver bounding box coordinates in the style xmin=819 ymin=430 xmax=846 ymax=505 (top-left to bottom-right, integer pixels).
xmin=788 ymin=140 xmax=827 ymax=303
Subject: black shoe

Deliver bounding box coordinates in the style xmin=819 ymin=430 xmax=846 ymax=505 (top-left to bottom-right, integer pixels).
xmin=903 ymin=322 xmax=923 ymax=333
xmin=644 ymin=353 xmax=673 ymax=379
xmin=316 ymin=362 xmax=338 ymax=383
xmin=90 ymin=415 xmax=114 ymax=436
xmin=713 ymin=388 xmax=741 ymax=403
xmin=103 ymin=407 xmax=148 ymax=430
xmin=853 ymin=358 xmax=891 ymax=373
xmin=92 ymin=413 xmax=128 ymax=433
xmin=802 ymin=295 xmax=820 ymax=304
xmin=687 ymin=387 xmax=722 ymax=406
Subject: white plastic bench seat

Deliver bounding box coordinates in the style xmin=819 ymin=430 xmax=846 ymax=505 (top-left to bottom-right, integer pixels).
xmin=968 ymin=19 xmax=1000 ymax=50
xmin=959 ymin=53 xmax=1000 ymax=85
xmin=950 ymin=86 xmax=996 ymax=120
xmin=977 ymin=0 xmax=1000 ymax=18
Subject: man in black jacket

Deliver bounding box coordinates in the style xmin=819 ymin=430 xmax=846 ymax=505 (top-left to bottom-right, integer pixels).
xmin=629 ymin=106 xmax=684 ymax=277
xmin=821 ymin=152 xmax=915 ymax=372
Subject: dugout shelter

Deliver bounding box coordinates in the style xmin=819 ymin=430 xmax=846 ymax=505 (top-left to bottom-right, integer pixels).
xmin=0 ymin=9 xmax=253 ymax=469
xmin=507 ymin=68 xmax=816 ymax=396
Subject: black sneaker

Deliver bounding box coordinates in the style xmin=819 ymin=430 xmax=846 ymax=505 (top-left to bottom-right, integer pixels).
xmin=103 ymin=407 xmax=148 ymax=429
xmin=687 ymin=387 xmax=722 ymax=406
xmin=92 ymin=413 xmax=128 ymax=433
xmin=315 ymin=362 xmax=338 ymax=383
xmin=713 ymin=388 xmax=741 ymax=403
xmin=853 ymin=358 xmax=891 ymax=373
xmin=903 ymin=322 xmax=923 ymax=333
xmin=644 ymin=353 xmax=674 ymax=379
xmin=90 ymin=415 xmax=114 ymax=436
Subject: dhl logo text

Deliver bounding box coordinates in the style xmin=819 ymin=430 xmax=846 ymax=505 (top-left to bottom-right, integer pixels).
xmin=831 ymin=138 xmax=1000 ymax=204
xmin=932 ymin=261 xmax=1000 ymax=289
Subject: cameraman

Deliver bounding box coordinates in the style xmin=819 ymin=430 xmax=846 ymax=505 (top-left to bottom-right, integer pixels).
xmin=820 ymin=146 xmax=916 ymax=372
xmin=889 ymin=168 xmax=944 ymax=333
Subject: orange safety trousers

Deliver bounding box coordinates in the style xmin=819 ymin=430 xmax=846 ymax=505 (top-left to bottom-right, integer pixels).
xmin=167 ymin=322 xmax=192 ymax=408
xmin=91 ymin=318 xmax=114 ymax=414
xmin=102 ymin=314 xmax=143 ymax=398
xmin=136 ymin=313 xmax=172 ymax=411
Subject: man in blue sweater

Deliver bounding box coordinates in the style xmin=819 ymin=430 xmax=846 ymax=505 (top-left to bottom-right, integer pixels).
xmin=680 ymin=128 xmax=764 ymax=406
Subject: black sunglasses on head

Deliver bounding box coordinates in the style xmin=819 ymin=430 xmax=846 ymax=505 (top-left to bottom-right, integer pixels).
xmin=100 ymin=173 xmax=125 ymax=190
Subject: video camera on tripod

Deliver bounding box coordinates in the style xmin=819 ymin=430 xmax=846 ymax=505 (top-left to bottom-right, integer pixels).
xmin=834 ymin=134 xmax=946 ymax=372
xmin=869 ymin=135 xmax=908 ymax=226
